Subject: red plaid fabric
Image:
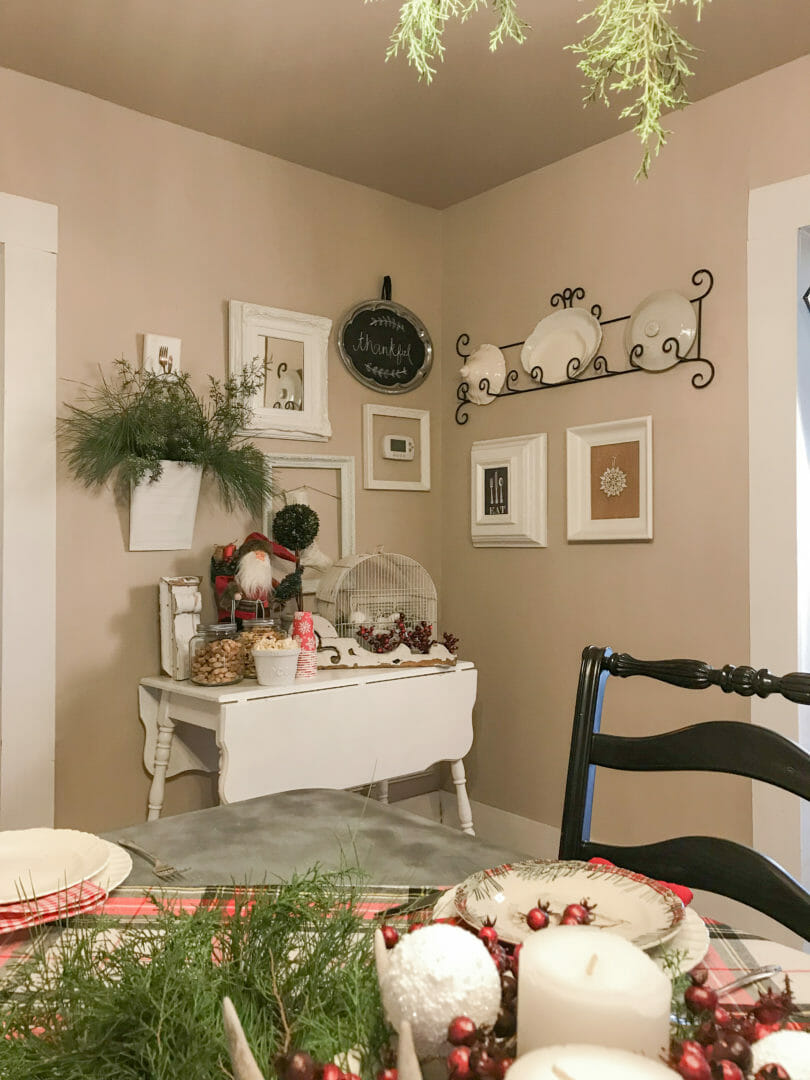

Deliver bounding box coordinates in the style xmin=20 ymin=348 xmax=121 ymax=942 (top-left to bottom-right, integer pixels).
xmin=0 ymin=880 xmax=107 ymax=934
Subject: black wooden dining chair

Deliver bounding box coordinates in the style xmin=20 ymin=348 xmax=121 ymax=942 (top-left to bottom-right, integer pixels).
xmin=558 ymin=645 xmax=810 ymax=939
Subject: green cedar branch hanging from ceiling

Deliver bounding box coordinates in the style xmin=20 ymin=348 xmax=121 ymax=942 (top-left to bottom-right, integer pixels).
xmin=367 ymin=0 xmax=710 ymax=179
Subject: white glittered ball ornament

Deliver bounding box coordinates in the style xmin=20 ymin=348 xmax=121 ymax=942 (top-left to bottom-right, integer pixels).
xmin=751 ymin=1030 xmax=810 ymax=1080
xmin=380 ymin=924 xmax=501 ymax=1058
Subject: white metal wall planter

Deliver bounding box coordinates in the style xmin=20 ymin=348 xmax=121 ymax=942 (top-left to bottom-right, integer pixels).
xmin=129 ymin=461 xmax=202 ymax=551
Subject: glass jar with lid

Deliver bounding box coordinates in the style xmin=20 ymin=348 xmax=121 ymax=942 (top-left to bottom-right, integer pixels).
xmin=189 ymin=622 xmax=245 ymax=686
xmin=237 ymin=618 xmax=284 ymax=678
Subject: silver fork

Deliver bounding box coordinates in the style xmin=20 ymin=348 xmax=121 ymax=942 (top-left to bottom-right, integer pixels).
xmin=117 ymin=839 xmax=188 ymax=881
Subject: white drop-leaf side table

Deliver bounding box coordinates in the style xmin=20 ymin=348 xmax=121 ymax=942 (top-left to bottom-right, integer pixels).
xmin=139 ymin=662 xmax=477 ymax=834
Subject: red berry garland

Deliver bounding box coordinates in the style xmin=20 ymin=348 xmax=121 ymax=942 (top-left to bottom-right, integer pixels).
xmin=357 ymin=618 xmax=460 ymax=655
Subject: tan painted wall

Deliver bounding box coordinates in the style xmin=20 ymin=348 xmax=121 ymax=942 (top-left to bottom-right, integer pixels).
xmin=2 ymin=53 xmax=809 ymax=844
xmin=0 ymin=67 xmax=442 ymax=830
xmin=440 ymin=56 xmax=810 ymax=855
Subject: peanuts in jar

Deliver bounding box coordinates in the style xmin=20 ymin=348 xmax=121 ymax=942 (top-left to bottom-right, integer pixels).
xmin=189 ymin=623 xmax=245 ymax=686
xmin=237 ymin=619 xmax=284 ymax=678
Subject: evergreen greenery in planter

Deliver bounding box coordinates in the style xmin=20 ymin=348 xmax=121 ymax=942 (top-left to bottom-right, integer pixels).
xmin=60 ymin=358 xmax=274 ymax=517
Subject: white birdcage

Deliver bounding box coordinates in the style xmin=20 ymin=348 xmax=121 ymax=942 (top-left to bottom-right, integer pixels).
xmin=316 ymin=552 xmax=437 ymax=642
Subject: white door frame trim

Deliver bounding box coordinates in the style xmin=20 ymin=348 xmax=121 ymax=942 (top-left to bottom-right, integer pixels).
xmin=0 ymin=191 xmax=58 ymax=827
xmin=747 ymin=173 xmax=810 ymax=886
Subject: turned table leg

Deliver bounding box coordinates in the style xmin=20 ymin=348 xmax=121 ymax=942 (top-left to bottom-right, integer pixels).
xmin=375 ymin=779 xmax=390 ymax=804
xmin=450 ymin=758 xmax=475 ymax=836
xmin=146 ymin=693 xmax=175 ymax=821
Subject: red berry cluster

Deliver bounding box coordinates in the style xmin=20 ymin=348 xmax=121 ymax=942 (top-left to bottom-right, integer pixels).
xmin=670 ymin=967 xmax=800 ymax=1080
xmin=279 ymin=1051 xmax=394 ymax=1080
xmin=525 ymin=899 xmax=595 ymax=930
xmin=446 ymin=1015 xmax=514 ymax=1080
xmin=357 ymin=618 xmax=460 ymax=656
xmin=446 ymin=921 xmax=518 ymax=1080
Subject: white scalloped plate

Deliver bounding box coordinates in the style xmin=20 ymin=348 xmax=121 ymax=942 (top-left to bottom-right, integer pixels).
xmin=92 ymin=840 xmax=132 ymax=894
xmin=520 ymin=308 xmax=602 ymax=384
xmin=0 ymin=828 xmax=111 ymax=903
xmin=432 ymin=885 xmax=708 ymax=974
xmin=625 ymin=290 xmax=696 ymax=371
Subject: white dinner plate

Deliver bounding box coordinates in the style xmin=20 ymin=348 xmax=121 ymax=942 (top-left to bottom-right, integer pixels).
xmin=432 ymin=882 xmax=706 ymax=974
xmin=520 ymin=308 xmax=602 ymax=384
xmin=625 ymin=290 xmax=696 ymax=371
xmin=0 ymin=828 xmax=111 ymax=903
xmin=451 ymin=860 xmax=685 ymax=950
xmin=93 ymin=840 xmax=133 ymax=893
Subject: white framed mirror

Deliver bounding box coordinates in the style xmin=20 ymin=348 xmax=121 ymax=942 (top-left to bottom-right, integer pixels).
xmin=229 ymin=300 xmax=332 ymax=440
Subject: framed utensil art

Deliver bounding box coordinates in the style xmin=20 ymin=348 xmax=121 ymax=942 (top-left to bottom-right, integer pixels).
xmin=470 ymin=433 xmax=547 ymax=548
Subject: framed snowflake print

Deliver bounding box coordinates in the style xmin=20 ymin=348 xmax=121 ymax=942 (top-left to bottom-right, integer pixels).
xmin=471 ymin=433 xmax=547 ymax=547
xmin=566 ymin=416 xmax=652 ymax=541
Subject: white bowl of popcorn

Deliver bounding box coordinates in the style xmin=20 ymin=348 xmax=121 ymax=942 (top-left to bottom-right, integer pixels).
xmin=252 ymin=637 xmax=300 ymax=686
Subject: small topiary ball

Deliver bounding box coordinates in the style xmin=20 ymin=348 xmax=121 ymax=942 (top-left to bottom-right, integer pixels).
xmin=380 ymin=923 xmax=501 ymax=1059
xmin=273 ymin=504 xmax=319 ymax=552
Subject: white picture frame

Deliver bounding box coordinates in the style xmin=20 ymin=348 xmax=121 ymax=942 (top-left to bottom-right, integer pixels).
xmin=143 ymin=333 xmax=181 ymax=376
xmin=362 ymin=404 xmax=430 ymax=491
xmin=470 ymin=433 xmax=547 ymax=547
xmin=262 ymin=453 xmax=356 ymax=595
xmin=229 ymin=300 xmax=332 ymax=441
xmin=566 ymin=416 xmax=653 ymax=541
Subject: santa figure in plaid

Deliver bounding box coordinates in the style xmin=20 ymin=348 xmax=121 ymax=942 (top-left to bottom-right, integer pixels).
xmin=215 ymin=533 xmax=296 ymax=621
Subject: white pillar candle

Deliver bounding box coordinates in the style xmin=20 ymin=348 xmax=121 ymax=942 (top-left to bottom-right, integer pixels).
xmin=506 ymin=1045 xmax=677 ymax=1080
xmin=516 ymin=926 xmax=671 ymax=1060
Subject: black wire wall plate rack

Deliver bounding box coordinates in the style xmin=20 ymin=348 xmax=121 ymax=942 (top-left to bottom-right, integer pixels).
xmin=454 ymin=268 xmax=715 ymax=425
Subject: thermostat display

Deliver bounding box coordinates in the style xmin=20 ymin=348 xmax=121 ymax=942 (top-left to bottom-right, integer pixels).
xmin=382 ymin=434 xmax=415 ymax=460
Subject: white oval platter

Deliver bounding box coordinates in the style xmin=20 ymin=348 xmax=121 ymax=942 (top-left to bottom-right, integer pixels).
xmin=520 ymin=308 xmax=602 ymax=384
xmin=625 ymin=289 xmax=697 ymax=371
xmin=451 ymin=859 xmax=685 ymax=951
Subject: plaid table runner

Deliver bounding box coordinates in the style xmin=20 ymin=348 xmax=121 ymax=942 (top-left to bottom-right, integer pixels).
xmin=1 ymin=883 xmax=807 ymax=1023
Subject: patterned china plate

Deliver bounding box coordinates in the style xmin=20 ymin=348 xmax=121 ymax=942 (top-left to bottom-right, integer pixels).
xmin=451 ymin=860 xmax=685 ymax=950
xmin=432 ymin=885 xmax=707 ymax=974
xmin=520 ymin=308 xmax=602 ymax=384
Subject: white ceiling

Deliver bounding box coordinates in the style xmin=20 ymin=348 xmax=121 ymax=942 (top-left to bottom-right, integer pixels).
xmin=1 ymin=0 xmax=808 ymax=207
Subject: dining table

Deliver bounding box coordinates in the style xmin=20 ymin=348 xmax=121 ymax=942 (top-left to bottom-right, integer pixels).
xmin=1 ymin=788 xmax=808 ymax=1027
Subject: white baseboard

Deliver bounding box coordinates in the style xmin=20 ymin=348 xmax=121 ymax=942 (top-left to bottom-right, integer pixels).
xmin=396 ymin=791 xmax=560 ymax=859
xmin=395 ymin=793 xmax=805 ymax=949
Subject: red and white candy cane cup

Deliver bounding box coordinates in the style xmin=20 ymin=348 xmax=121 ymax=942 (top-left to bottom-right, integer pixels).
xmin=296 ymin=651 xmax=318 ymax=679
xmin=292 ymin=611 xmax=316 ymax=649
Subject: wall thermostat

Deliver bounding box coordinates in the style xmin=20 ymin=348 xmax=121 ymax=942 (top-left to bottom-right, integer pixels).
xmin=382 ymin=434 xmax=415 ymax=460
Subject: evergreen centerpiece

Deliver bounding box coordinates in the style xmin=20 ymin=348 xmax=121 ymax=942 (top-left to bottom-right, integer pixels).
xmin=60 ymin=358 xmax=275 ymax=548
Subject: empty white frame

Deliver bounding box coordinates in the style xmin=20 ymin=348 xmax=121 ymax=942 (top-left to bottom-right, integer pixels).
xmin=229 ymin=300 xmax=332 ymax=441
xmin=470 ymin=433 xmax=547 ymax=547
xmin=262 ymin=453 xmax=356 ymax=594
xmin=363 ymin=404 xmax=430 ymax=491
xmin=567 ymin=415 xmax=653 ymax=541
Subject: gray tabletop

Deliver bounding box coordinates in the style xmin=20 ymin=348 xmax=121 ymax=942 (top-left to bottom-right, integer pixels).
xmin=105 ymin=789 xmax=530 ymax=889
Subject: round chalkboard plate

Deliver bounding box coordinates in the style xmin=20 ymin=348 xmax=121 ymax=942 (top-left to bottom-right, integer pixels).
xmin=337 ymin=298 xmax=433 ymax=394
